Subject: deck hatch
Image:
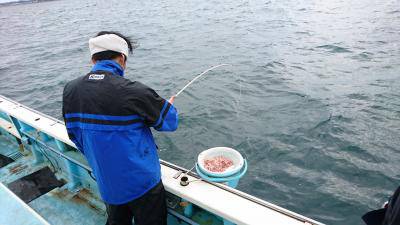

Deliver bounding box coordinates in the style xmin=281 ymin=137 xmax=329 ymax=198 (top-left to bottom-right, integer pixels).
xmin=0 ymin=154 xmax=14 ymax=168
xmin=7 ymin=167 xmax=64 ymax=203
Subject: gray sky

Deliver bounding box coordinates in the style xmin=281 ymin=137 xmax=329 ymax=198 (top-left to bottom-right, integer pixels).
xmin=0 ymin=0 xmax=21 ymax=3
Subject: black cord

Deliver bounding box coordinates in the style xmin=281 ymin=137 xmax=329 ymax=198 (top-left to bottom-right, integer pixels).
xmin=35 ymin=137 xmax=97 ymax=182
xmin=88 ymin=171 xmax=96 ymax=181
xmin=35 ymin=141 xmax=58 ymax=172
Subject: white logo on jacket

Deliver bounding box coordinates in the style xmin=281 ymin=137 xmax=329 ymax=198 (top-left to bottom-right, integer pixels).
xmin=88 ymin=74 xmax=105 ymax=80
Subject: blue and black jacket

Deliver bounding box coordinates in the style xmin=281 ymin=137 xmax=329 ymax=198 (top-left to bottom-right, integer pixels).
xmin=62 ymin=60 xmax=178 ymax=204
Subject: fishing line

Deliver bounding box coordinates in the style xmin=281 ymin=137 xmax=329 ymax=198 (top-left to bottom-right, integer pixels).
xmin=184 ymin=164 xmax=196 ymax=176
xmin=174 ymin=64 xmax=232 ymax=97
xmin=234 ymin=70 xmax=243 ymax=119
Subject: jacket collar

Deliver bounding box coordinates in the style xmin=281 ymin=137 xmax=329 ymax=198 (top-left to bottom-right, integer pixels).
xmin=91 ymin=60 xmax=124 ymax=76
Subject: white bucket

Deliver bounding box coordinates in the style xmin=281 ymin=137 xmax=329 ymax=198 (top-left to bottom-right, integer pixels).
xmin=197 ymin=147 xmax=244 ymax=177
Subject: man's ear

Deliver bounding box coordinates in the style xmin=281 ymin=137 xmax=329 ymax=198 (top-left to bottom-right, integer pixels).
xmin=91 ymin=59 xmax=96 ymax=65
xmin=117 ymin=54 xmax=126 ymax=69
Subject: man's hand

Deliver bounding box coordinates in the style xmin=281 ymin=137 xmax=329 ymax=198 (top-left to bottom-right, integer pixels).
xmin=168 ymin=96 xmax=176 ymax=104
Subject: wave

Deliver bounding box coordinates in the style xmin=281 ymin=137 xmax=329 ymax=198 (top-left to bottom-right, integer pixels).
xmin=316 ymin=44 xmax=352 ymax=53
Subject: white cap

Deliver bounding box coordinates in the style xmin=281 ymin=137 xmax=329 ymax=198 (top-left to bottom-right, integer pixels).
xmin=89 ymin=34 xmax=129 ymax=58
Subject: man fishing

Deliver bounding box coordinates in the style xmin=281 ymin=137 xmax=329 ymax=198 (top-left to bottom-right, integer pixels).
xmin=62 ymin=31 xmax=178 ymax=225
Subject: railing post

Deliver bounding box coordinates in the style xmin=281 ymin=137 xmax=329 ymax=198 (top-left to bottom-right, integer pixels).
xmin=55 ymin=139 xmax=81 ymax=191
xmin=30 ymin=140 xmax=45 ymax=164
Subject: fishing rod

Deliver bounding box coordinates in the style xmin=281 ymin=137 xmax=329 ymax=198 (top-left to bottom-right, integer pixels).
xmin=174 ymin=64 xmax=231 ymax=97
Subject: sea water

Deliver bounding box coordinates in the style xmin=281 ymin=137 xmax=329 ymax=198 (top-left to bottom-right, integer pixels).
xmin=0 ymin=0 xmax=399 ymax=224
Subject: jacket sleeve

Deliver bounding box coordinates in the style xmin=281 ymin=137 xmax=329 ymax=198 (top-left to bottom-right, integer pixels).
xmin=62 ymin=85 xmax=84 ymax=153
xmin=383 ymin=186 xmax=400 ymax=225
xmin=124 ymin=81 xmax=179 ymax=132
xmin=66 ymin=129 xmax=84 ymax=154
xmin=153 ymin=100 xmax=179 ymax=131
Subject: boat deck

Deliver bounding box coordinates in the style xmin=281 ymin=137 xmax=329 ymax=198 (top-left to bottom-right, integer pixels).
xmin=0 ymin=182 xmax=50 ymax=225
xmin=0 ymin=134 xmax=105 ymax=225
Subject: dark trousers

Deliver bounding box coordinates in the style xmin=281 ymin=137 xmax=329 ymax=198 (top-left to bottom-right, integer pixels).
xmin=105 ymin=181 xmax=167 ymax=225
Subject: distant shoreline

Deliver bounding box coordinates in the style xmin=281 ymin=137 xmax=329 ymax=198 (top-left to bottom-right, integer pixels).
xmin=0 ymin=0 xmax=56 ymax=7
